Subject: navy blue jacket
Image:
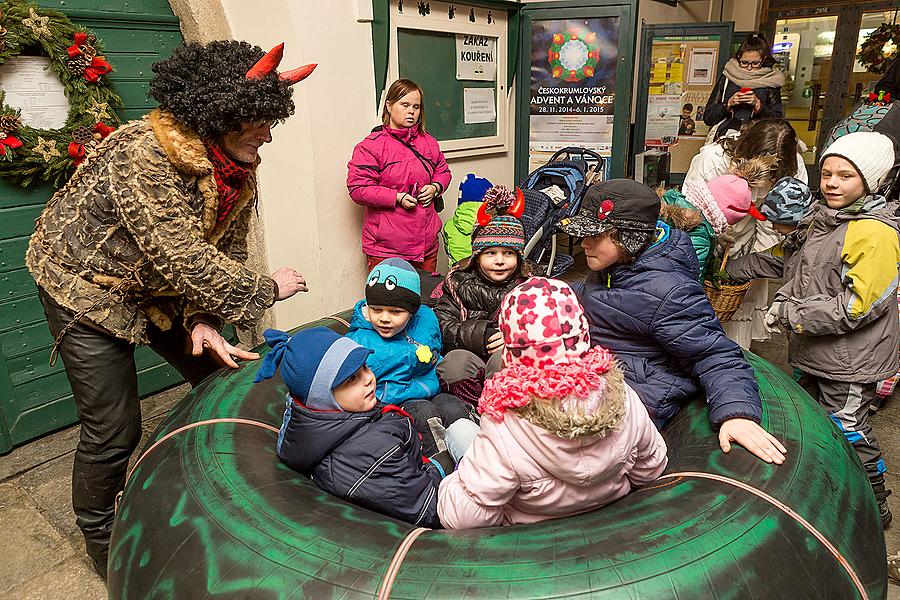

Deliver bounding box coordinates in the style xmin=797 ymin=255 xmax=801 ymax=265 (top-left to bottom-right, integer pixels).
xmin=276 ymin=398 xmax=442 ymax=528
xmin=577 ymin=223 xmax=761 ymax=426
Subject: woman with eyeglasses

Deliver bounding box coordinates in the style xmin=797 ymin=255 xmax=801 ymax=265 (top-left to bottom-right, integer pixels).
xmin=703 ymin=33 xmax=785 ymax=141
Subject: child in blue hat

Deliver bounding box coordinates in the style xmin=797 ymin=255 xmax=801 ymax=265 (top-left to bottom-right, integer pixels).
xmin=725 ymin=177 xmax=812 ymax=285
xmin=347 ymin=258 xmax=479 ymax=461
xmin=254 ymin=326 xmax=448 ymax=528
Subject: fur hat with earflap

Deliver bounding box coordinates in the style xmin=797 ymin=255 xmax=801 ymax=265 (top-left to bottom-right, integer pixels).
xmin=479 ymin=277 xmax=626 ymax=439
xmin=683 ymin=155 xmax=775 ymax=233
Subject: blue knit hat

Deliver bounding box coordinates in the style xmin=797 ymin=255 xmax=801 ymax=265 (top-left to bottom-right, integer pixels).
xmin=762 ymin=177 xmax=813 ymax=225
xmin=459 ymin=173 xmax=493 ymax=204
xmin=253 ymin=327 xmax=373 ymax=411
xmin=365 ymin=258 xmax=421 ymax=314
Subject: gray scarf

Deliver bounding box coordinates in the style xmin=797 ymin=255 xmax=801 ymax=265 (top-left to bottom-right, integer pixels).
xmin=722 ymin=58 xmax=785 ymax=89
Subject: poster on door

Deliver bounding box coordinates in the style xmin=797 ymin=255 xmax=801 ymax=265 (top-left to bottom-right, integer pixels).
xmin=644 ymin=34 xmax=721 ymax=173
xmin=529 ymin=17 xmax=619 ymax=170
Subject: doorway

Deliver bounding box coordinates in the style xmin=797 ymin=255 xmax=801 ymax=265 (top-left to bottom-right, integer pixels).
xmin=762 ymin=2 xmax=900 ymax=171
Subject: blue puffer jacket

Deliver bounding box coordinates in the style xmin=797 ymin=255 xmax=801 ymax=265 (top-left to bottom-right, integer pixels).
xmin=346 ymin=300 xmax=442 ymax=404
xmin=577 ymin=222 xmax=761 ymax=426
xmin=277 ymin=399 xmax=442 ymax=528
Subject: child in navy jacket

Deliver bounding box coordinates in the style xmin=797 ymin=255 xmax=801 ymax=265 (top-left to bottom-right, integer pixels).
xmin=560 ymin=179 xmax=787 ymax=465
xmin=254 ymin=326 xmax=449 ymax=528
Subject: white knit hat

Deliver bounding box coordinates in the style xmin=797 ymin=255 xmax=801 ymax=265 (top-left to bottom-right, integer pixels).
xmin=821 ymin=132 xmax=895 ymax=193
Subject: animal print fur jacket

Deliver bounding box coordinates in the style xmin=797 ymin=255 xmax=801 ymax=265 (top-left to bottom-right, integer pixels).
xmin=26 ymin=109 xmax=276 ymax=344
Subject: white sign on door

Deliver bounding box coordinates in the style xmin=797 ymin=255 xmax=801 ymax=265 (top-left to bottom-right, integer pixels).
xmin=456 ymin=34 xmax=497 ymax=81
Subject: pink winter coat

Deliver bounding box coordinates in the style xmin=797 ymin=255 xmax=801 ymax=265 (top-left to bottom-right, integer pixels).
xmin=347 ymin=125 xmax=451 ymax=261
xmin=438 ymin=383 xmax=667 ymax=529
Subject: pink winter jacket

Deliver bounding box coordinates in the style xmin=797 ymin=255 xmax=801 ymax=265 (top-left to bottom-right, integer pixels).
xmin=347 ymin=125 xmax=451 ymax=261
xmin=438 ymin=384 xmax=667 ymax=529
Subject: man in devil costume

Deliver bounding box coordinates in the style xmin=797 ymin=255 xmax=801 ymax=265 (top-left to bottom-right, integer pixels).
xmin=25 ymin=41 xmax=315 ymax=578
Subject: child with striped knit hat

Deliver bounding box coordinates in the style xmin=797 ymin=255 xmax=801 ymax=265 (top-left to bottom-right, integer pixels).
xmin=434 ymin=185 xmax=532 ymax=406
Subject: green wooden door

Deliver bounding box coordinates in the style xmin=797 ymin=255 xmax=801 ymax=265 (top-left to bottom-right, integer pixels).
xmin=0 ymin=0 xmax=184 ymax=453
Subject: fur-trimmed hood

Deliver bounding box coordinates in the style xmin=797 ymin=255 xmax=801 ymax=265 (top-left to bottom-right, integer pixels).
xmin=513 ymin=366 xmax=627 ymax=439
xmin=659 ymin=202 xmax=703 ymax=232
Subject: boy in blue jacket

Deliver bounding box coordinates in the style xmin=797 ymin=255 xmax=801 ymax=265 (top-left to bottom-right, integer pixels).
xmin=253 ymin=326 xmax=451 ymax=528
xmin=347 ymin=258 xmax=478 ymax=459
xmin=560 ymin=179 xmax=786 ymax=464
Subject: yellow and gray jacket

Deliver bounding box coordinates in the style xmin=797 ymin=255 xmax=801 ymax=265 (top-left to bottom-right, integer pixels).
xmin=773 ymin=196 xmax=900 ymax=382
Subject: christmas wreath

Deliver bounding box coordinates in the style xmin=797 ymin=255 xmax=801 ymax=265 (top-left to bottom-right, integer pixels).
xmin=0 ymin=0 xmax=122 ymax=186
xmin=857 ymin=22 xmax=900 ymax=76
xmin=548 ymin=30 xmax=599 ymax=83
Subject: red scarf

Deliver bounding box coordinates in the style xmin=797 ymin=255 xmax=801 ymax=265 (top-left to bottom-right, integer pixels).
xmin=206 ymin=141 xmax=252 ymax=223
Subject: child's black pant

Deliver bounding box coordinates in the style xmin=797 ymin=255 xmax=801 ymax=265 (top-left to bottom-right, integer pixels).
xmin=404 ymin=393 xmax=475 ymax=457
xmin=797 ymin=372 xmax=886 ymax=483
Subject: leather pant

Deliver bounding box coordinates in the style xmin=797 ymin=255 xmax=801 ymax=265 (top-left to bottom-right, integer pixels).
xmin=38 ymin=289 xmax=220 ymax=567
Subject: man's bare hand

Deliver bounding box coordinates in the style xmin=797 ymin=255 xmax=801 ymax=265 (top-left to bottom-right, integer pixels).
xmin=271 ymin=267 xmax=308 ymax=301
xmin=190 ymin=323 xmax=258 ymax=369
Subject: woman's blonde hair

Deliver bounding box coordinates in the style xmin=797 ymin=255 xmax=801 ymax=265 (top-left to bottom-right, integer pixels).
xmin=381 ymin=78 xmax=427 ymax=132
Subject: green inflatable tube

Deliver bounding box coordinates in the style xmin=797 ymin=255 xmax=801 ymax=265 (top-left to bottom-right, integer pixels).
xmin=109 ymin=313 xmax=887 ymax=599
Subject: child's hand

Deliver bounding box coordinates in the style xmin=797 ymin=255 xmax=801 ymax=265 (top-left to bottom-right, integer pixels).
xmin=485 ymin=331 xmax=504 ymax=354
xmin=718 ymin=418 xmax=787 ymax=464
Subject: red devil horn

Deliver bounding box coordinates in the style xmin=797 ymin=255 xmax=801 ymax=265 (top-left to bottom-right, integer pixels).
xmin=246 ymin=42 xmax=285 ymax=80
xmin=280 ymin=63 xmax=317 ymax=85
xmin=476 ymin=201 xmax=491 ymax=227
xmin=510 ymin=187 xmax=525 ymax=219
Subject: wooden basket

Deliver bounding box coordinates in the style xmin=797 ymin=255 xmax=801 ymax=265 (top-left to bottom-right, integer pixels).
xmin=704 ymin=249 xmax=751 ymax=323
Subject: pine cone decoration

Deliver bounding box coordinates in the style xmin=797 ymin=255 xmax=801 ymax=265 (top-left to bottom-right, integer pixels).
xmin=0 ymin=114 xmax=20 ymax=133
xmin=0 ymin=26 xmax=7 ymax=52
xmin=71 ymin=127 xmax=93 ymax=145
xmin=67 ymin=55 xmax=90 ymax=76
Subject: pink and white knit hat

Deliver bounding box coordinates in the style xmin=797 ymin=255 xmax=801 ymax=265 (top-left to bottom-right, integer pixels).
xmin=479 ymin=277 xmax=616 ymax=421
xmin=499 ymin=277 xmax=590 ymax=368
xmin=684 ymin=176 xmax=766 ymax=234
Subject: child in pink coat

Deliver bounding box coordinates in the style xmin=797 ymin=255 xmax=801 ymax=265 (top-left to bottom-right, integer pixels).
xmin=438 ymin=277 xmax=668 ymax=528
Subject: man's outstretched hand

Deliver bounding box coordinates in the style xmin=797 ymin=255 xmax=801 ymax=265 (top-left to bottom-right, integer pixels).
xmin=718 ymin=418 xmax=787 ymax=464
xmin=191 ymin=323 xmax=259 ymax=369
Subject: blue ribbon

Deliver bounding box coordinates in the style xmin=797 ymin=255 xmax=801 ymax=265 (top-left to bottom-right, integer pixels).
xmin=253 ymin=328 xmax=291 ymax=383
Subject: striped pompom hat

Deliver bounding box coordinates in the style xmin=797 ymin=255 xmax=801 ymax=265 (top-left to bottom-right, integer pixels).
xmin=471 ymin=214 xmax=526 ymax=253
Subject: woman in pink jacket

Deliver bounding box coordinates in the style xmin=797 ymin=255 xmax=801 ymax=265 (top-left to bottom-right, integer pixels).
xmin=347 ymin=79 xmax=452 ymax=273
xmin=438 ymin=277 xmax=668 ymax=529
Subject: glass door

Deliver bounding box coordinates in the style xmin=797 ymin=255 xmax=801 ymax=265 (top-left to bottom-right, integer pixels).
xmin=771 ymin=15 xmax=840 ymax=167
xmin=846 ymin=9 xmax=900 ymax=115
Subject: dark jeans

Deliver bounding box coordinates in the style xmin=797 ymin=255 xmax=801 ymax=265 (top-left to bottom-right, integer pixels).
xmin=403 ymin=393 xmax=474 ymax=457
xmin=38 ymin=289 xmax=220 ymax=569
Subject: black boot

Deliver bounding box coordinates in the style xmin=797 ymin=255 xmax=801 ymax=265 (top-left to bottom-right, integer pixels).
xmin=873 ymin=480 xmax=893 ymax=529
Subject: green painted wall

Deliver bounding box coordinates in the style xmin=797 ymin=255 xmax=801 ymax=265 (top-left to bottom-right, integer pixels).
xmin=0 ymin=0 xmax=183 ymax=453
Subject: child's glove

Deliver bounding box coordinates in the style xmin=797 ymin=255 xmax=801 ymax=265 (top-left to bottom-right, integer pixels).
xmin=716 ymin=226 xmax=737 ymax=250
xmin=764 ymin=301 xmax=784 ymax=334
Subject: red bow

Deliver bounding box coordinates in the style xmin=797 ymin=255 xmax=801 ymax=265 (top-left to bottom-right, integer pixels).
xmin=67 ymin=32 xmax=113 ymax=82
xmin=0 ymin=133 xmax=22 ymax=156
xmin=68 ymin=123 xmax=115 ymax=166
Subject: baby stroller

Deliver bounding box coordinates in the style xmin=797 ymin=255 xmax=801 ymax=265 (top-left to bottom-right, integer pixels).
xmin=520 ymin=147 xmax=605 ymax=276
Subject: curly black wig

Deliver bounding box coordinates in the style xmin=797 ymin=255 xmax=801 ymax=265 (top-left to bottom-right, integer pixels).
xmin=150 ymin=41 xmax=295 ymax=139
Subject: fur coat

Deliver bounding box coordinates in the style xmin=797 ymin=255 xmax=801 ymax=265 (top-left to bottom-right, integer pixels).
xmin=26 ymin=109 xmax=276 ymax=344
